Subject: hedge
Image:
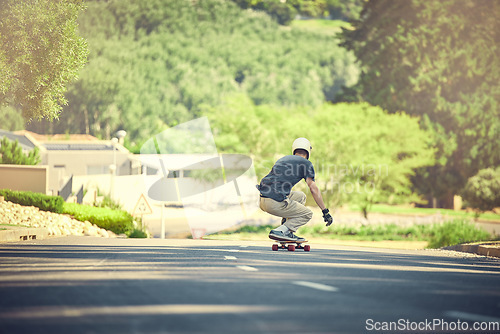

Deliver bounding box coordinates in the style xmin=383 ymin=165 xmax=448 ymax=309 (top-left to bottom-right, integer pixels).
xmin=0 ymin=189 xmax=64 ymax=213
xmin=62 ymin=203 xmax=134 ymax=236
xmin=0 ymin=189 xmax=135 ymax=236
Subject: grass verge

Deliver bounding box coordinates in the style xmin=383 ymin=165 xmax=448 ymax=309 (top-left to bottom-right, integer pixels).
xmin=207 ymin=219 xmax=494 ymax=249
xmin=349 ymin=204 xmax=500 ymax=221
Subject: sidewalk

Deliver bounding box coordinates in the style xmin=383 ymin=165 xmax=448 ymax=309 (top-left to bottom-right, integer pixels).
xmin=0 ymin=226 xmax=49 ymax=243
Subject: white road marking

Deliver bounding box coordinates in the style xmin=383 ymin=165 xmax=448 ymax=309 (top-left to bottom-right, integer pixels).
xmin=83 ymin=258 xmax=107 ymax=270
xmin=292 ymin=281 xmax=338 ymax=292
xmin=444 ymin=310 xmax=500 ymax=323
xmin=236 ymin=265 xmax=258 ymax=272
xmin=239 ymin=245 xmax=248 ymax=248
xmin=224 ymin=256 xmax=237 ymax=260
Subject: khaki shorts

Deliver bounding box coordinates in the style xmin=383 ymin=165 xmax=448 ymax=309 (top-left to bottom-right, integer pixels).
xmin=259 ymin=191 xmax=312 ymax=232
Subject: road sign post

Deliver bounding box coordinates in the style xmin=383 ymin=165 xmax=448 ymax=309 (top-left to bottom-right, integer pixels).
xmin=161 ymin=203 xmax=165 ymax=239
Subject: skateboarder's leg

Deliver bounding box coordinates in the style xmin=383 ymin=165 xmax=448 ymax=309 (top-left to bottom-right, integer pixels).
xmin=279 ymin=191 xmax=306 ymax=225
xmin=288 ymin=191 xmax=306 ymax=205
xmin=277 ymin=191 xmax=310 ymax=232
xmin=259 ymin=197 xmax=287 ymax=218
xmin=260 ymin=195 xmax=312 ymax=233
xmin=281 ymin=199 xmax=312 ymax=232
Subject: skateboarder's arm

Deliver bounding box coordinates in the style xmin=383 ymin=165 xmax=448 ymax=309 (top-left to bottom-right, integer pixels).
xmin=306 ymin=177 xmax=326 ymax=211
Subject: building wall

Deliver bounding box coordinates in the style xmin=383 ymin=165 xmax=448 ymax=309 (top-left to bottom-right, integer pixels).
xmin=41 ymin=150 xmax=133 ymax=194
xmin=0 ymin=165 xmax=48 ymax=194
xmin=1 ymin=131 xmax=142 ymax=196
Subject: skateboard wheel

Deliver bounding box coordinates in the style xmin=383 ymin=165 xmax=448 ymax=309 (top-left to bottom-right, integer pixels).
xmin=304 ymin=245 xmax=311 ymax=252
xmin=272 ymin=244 xmax=278 ymax=251
xmin=288 ymin=245 xmax=295 ymax=251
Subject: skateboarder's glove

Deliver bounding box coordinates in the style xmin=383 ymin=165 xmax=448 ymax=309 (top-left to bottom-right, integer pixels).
xmin=322 ymin=208 xmax=334 ymax=226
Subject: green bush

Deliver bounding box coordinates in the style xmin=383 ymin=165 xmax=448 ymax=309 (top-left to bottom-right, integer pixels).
xmin=426 ymin=220 xmax=491 ymax=249
xmin=128 ymin=228 xmax=148 ymax=238
xmin=462 ymin=167 xmax=500 ymax=213
xmin=128 ymin=218 xmax=149 ymax=238
xmin=63 ymin=203 xmax=134 ymax=236
xmin=0 ymin=189 xmax=64 ymax=213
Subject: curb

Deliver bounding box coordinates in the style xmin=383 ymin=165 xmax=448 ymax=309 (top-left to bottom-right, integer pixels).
xmin=444 ymin=243 xmax=500 ymax=258
xmin=0 ymin=228 xmax=50 ymax=243
xmin=476 ymin=244 xmax=500 ymax=258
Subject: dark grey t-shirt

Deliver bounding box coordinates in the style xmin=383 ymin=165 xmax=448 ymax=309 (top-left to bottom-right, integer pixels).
xmin=258 ymin=155 xmax=315 ymax=202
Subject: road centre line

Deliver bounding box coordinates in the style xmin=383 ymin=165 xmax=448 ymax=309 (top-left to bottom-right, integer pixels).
xmin=224 ymin=256 xmax=237 ymax=260
xmin=293 ymin=281 xmax=338 ymax=292
xmin=236 ymin=265 xmax=258 ymax=272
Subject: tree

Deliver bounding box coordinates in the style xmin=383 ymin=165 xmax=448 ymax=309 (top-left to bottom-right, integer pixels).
xmin=339 ymin=0 xmax=500 ymax=207
xmin=0 ymin=137 xmax=40 ymax=165
xmin=203 ymin=97 xmax=435 ymax=217
xmin=0 ymin=0 xmax=88 ymax=121
xmin=462 ymin=168 xmax=500 ymax=214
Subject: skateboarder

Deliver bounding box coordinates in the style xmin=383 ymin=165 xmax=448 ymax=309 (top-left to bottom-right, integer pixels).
xmin=257 ymin=137 xmax=333 ymax=242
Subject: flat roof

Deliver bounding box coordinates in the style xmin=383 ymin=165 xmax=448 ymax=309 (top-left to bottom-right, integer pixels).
xmin=42 ymin=143 xmax=114 ymax=151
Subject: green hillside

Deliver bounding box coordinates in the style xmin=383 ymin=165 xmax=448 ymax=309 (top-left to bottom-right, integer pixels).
xmin=28 ymin=0 xmax=359 ymax=149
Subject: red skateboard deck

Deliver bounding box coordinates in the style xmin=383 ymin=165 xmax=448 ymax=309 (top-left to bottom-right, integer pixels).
xmin=271 ymin=240 xmax=310 ymax=252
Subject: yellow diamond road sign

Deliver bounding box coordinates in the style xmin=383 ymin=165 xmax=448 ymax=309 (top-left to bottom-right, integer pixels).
xmin=133 ymin=194 xmax=153 ymax=216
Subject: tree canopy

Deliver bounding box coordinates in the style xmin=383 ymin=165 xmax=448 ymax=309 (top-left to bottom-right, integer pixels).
xmin=27 ymin=0 xmax=359 ymax=150
xmin=0 ymin=0 xmax=88 ymax=121
xmin=339 ymin=0 xmax=500 ymax=207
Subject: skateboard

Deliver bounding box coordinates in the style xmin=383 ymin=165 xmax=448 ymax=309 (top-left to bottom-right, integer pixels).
xmin=271 ymin=240 xmax=310 ymax=252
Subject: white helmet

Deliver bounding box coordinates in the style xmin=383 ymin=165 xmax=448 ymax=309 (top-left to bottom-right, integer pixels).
xmin=292 ymin=137 xmax=312 ymax=159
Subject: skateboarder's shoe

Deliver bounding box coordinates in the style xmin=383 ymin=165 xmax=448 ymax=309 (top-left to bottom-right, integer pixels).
xmin=269 ymin=230 xmax=292 ymax=241
xmin=269 ymin=229 xmax=305 ymax=242
xmin=290 ymin=233 xmax=306 ymax=242
xmin=281 ymin=218 xmax=286 ymax=225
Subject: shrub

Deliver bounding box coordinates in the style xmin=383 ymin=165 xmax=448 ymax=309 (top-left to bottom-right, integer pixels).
xmin=128 ymin=218 xmax=149 ymax=238
xmin=63 ymin=203 xmax=134 ymax=235
xmin=128 ymin=228 xmax=148 ymax=238
xmin=0 ymin=189 xmax=64 ymax=213
xmin=462 ymin=168 xmax=500 ymax=213
xmin=426 ymin=220 xmax=491 ymax=249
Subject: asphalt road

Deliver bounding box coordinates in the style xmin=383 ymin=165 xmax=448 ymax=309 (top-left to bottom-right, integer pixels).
xmin=0 ymin=237 xmax=499 ymax=334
